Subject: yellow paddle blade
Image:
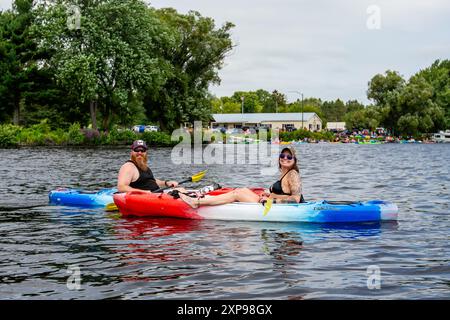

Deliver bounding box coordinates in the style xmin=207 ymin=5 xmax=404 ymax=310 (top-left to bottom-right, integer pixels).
xmin=105 ymin=202 xmax=118 ymax=212
xmin=191 ymin=170 xmax=207 ymax=183
xmin=263 ymin=198 xmax=273 ymax=216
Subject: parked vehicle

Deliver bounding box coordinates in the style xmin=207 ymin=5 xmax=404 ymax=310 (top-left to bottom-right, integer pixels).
xmin=432 ymin=130 xmax=450 ymax=143
xmin=133 ymin=125 xmax=159 ymax=133
xmin=132 ymin=125 xmax=146 ymax=133
xmin=212 ymin=127 xmax=227 ymax=134
xmin=145 ymin=125 xmax=159 ymax=132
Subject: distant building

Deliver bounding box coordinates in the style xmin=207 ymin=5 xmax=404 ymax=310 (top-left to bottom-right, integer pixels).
xmin=326 ymin=122 xmax=346 ymax=131
xmin=211 ymin=113 xmax=323 ymax=131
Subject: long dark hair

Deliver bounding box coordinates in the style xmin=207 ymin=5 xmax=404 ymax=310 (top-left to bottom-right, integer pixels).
xmin=278 ymin=147 xmax=299 ymax=172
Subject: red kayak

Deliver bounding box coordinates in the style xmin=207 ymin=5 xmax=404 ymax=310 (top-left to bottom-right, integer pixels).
xmin=112 ymin=188 xmax=398 ymax=223
xmin=113 ymin=188 xmax=265 ymax=219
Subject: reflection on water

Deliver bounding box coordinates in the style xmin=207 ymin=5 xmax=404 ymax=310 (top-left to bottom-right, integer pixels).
xmin=0 ymin=144 xmax=449 ymax=299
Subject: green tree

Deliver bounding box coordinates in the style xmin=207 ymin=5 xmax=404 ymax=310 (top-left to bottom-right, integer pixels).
xmin=346 ymin=100 xmax=365 ymax=113
xmin=396 ymin=76 xmax=445 ymax=134
xmin=0 ymin=0 xmax=50 ymax=124
xmin=144 ymin=8 xmax=234 ymax=130
xmin=321 ymin=99 xmax=346 ymax=122
xmin=255 ymin=89 xmax=271 ymax=112
xmin=231 ymin=91 xmax=262 ymax=113
xmin=411 ymin=59 xmax=450 ymax=128
xmin=34 ymin=0 xmax=169 ymax=131
xmin=367 ymin=70 xmax=405 ymax=106
xmin=270 ymin=90 xmax=287 ymax=113
xmin=344 ymin=106 xmax=380 ymax=131
xmin=367 ymin=70 xmax=406 ymax=134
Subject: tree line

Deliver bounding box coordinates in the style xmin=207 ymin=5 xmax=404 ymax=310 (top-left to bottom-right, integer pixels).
xmin=212 ymin=59 xmax=449 ymax=136
xmin=0 ymin=0 xmax=234 ymax=131
xmin=210 ymin=90 xmax=366 ymax=130
xmin=1 ymin=1 xmax=448 ymax=137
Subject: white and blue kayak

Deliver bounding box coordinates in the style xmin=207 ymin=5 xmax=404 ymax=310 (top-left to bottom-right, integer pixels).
xmin=113 ymin=188 xmax=399 ymax=223
xmin=49 ymin=188 xmax=116 ymax=207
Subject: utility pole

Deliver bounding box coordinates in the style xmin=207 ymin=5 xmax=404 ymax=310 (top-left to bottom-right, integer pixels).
xmin=241 ymin=96 xmax=244 ymax=114
xmin=289 ymin=91 xmax=304 ymax=129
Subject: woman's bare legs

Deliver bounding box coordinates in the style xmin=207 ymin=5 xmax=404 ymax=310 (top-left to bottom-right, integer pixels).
xmin=179 ymin=188 xmax=260 ymax=209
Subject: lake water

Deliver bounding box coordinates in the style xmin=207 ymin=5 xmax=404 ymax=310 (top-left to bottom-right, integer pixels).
xmin=0 ymin=143 xmax=449 ymax=299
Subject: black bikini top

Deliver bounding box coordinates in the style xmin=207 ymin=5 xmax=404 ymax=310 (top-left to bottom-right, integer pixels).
xmin=270 ymin=169 xmax=294 ymax=195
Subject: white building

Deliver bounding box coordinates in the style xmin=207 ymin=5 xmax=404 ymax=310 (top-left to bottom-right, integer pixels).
xmin=211 ymin=113 xmax=323 ymax=131
xmin=326 ymin=122 xmax=346 ymax=131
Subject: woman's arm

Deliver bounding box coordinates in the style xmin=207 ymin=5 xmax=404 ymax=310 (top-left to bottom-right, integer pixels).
xmin=269 ymin=194 xmax=300 ymax=203
xmin=270 ymin=171 xmax=302 ymax=203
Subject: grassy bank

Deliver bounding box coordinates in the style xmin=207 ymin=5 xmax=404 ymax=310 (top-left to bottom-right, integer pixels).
xmin=0 ymin=121 xmax=177 ymax=148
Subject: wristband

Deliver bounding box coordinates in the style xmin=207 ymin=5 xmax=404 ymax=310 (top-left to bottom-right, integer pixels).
xmin=164 ymin=181 xmax=170 ymax=187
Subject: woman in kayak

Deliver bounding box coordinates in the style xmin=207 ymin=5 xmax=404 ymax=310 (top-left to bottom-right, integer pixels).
xmin=180 ymin=147 xmax=303 ymax=208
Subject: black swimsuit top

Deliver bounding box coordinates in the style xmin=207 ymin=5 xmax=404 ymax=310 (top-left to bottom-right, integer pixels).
xmin=270 ymin=169 xmax=294 ymax=195
xmin=127 ymin=160 xmax=160 ymax=192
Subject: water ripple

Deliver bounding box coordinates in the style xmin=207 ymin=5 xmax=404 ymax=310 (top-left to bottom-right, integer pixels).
xmin=0 ymin=144 xmax=449 ymax=299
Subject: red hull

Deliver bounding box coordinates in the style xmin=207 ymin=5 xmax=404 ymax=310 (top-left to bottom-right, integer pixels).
xmin=113 ymin=188 xmax=266 ymax=218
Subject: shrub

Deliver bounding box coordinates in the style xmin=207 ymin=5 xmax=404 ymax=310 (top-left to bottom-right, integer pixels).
xmin=68 ymin=123 xmax=85 ymax=145
xmin=107 ymin=127 xmax=138 ymax=145
xmin=141 ymin=131 xmax=177 ymax=147
xmin=0 ymin=124 xmax=21 ymax=147
xmin=30 ymin=119 xmax=51 ymax=134
xmin=47 ymin=128 xmax=69 ymax=145
xmin=81 ymin=128 xmax=107 ymax=145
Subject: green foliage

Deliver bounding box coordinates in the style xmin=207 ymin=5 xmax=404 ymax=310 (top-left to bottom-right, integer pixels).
xmin=0 ymin=124 xmax=21 ymax=147
xmin=344 ymin=106 xmax=381 ymax=131
xmin=114 ymin=94 xmax=148 ymax=127
xmin=14 ymin=119 xmax=62 ymax=145
xmin=230 ymin=91 xmax=264 ymax=113
xmin=367 ymin=62 xmax=448 ymax=135
xmin=411 ymin=59 xmax=450 ymax=128
xmin=1 ymin=1 xmax=447 ymax=139
xmin=67 ymin=123 xmax=85 ymax=145
xmin=367 ymin=70 xmax=406 ymax=106
xmin=47 ymin=128 xmax=69 ymax=145
xmin=0 ymin=122 xmax=178 ymax=147
xmin=34 ymin=0 xmax=172 ymax=130
xmin=141 ymin=131 xmax=177 ymax=147
xmin=0 ymin=0 xmax=54 ymax=125
xmin=213 ymin=96 xmax=242 ymax=113
xmin=106 ymin=127 xmax=138 ymax=145
xmin=321 ymin=99 xmax=346 ymax=122
xmin=144 ymin=8 xmax=234 ymax=130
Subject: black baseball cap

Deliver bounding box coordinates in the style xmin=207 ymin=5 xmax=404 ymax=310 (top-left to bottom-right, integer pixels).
xmin=131 ymin=140 xmax=148 ymax=151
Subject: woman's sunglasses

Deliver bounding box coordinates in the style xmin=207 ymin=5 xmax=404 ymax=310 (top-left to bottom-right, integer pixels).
xmin=279 ymin=153 xmax=294 ymax=160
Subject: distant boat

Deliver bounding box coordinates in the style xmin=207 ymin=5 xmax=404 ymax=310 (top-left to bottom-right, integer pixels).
xmin=431 ymin=130 xmax=450 ymax=143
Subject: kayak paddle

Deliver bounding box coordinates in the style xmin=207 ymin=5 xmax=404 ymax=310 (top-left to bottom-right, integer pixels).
xmin=105 ymin=202 xmax=119 ymax=212
xmin=262 ymin=198 xmax=273 ymax=216
xmin=104 ymin=170 xmax=208 ymax=212
xmin=153 ymin=170 xmax=207 ymax=193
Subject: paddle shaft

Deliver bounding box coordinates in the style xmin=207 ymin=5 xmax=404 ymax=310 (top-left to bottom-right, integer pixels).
xmin=153 ymin=178 xmax=191 ymax=193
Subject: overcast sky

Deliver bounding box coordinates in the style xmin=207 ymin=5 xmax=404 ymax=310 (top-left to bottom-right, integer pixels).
xmin=1 ymin=0 xmax=449 ymax=103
